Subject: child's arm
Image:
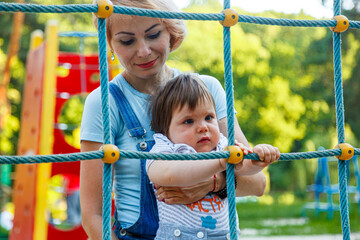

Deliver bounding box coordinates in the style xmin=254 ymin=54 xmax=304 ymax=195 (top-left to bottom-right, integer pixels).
xmin=148 ymin=158 xmax=226 ymax=187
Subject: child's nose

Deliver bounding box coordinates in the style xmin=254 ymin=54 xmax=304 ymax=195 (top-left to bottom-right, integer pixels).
xmin=198 ymin=122 xmax=209 ymax=132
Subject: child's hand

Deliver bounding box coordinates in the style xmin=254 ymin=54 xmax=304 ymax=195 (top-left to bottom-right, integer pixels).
xmin=253 ymin=144 xmax=280 ymax=165
xmin=234 ymin=144 xmax=280 ymax=176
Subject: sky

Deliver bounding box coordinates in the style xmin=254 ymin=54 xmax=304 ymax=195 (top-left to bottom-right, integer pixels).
xmin=175 ymin=0 xmax=354 ymax=19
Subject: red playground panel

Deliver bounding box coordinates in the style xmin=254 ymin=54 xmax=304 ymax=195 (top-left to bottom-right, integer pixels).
xmin=48 ymin=52 xmax=100 ymax=240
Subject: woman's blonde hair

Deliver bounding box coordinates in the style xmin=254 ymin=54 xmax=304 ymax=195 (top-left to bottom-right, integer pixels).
xmin=92 ymin=0 xmax=186 ymax=52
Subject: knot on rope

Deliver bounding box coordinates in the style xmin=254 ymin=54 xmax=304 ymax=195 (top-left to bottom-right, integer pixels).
xmin=225 ymin=145 xmax=243 ymax=164
xmin=335 ymin=143 xmax=354 ymax=160
xmin=220 ymin=9 xmax=239 ymax=27
xmin=95 ymin=0 xmax=113 ymax=19
xmin=100 ymin=144 xmax=120 ymax=164
xmin=330 ymin=15 xmax=349 ymax=33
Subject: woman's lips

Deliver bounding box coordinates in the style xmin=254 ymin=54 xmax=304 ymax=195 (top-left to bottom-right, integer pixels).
xmin=137 ymin=58 xmax=157 ymax=68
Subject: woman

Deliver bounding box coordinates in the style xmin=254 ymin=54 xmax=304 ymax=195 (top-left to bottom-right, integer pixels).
xmin=80 ymin=0 xmax=280 ymax=239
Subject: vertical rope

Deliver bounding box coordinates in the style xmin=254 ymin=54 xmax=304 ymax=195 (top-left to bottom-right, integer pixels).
xmin=97 ymin=17 xmax=112 ymax=240
xmin=332 ymin=0 xmax=351 ymax=239
xmin=222 ymin=0 xmax=237 ymax=239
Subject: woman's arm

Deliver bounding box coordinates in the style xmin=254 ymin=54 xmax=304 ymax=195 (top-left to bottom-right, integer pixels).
xmin=148 ymin=158 xmax=226 ymax=187
xmin=218 ymin=117 xmax=267 ymax=197
xmin=154 ymin=173 xmax=226 ymax=204
xmin=80 ymin=140 xmax=119 ymax=240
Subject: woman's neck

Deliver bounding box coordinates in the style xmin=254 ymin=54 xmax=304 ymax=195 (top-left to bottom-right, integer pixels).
xmin=122 ymin=66 xmax=173 ymax=95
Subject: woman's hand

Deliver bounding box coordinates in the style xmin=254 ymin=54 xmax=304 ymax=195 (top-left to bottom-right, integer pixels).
xmin=234 ymin=140 xmax=253 ymax=155
xmin=154 ymin=172 xmax=226 ymax=204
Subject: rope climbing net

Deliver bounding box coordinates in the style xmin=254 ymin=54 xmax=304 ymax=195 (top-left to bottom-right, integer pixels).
xmin=1 ymin=0 xmax=360 ymax=239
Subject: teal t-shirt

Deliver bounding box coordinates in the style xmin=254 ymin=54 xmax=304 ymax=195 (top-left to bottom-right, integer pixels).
xmin=80 ymin=69 xmax=228 ymax=227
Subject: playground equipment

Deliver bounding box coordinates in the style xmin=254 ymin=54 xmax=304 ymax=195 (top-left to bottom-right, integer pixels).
xmin=1 ymin=0 xmax=360 ymax=239
xmin=7 ymin=20 xmax=119 ymax=240
xmin=304 ymin=147 xmax=360 ymax=219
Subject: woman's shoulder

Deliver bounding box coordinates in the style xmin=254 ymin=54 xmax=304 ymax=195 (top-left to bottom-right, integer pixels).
xmin=84 ymin=86 xmax=102 ymax=106
xmin=197 ymin=74 xmax=218 ymax=81
xmin=85 ymin=74 xmax=125 ymax=102
xmin=197 ymin=74 xmax=223 ymax=89
xmin=172 ymin=69 xmax=223 ymax=93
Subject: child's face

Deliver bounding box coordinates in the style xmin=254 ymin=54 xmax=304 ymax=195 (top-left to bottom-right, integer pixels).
xmin=168 ymin=100 xmax=220 ymax=152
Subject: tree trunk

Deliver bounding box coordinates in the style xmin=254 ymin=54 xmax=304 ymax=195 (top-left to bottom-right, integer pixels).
xmin=0 ymin=1 xmax=24 ymax=131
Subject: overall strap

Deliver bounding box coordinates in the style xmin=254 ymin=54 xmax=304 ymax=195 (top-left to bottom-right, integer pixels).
xmin=109 ymin=82 xmax=158 ymax=239
xmin=109 ymin=82 xmax=146 ymax=139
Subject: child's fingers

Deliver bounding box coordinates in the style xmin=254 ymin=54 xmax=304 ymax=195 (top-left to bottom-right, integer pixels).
xmin=275 ymin=147 xmax=281 ymax=160
xmin=263 ymin=147 xmax=272 ymax=163
xmin=264 ymin=145 xmax=280 ymax=163
xmin=255 ymin=147 xmax=265 ymax=161
xmin=254 ymin=144 xmax=280 ymax=163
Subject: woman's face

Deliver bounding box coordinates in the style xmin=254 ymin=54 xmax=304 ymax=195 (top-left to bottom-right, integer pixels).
xmin=109 ymin=15 xmax=171 ymax=80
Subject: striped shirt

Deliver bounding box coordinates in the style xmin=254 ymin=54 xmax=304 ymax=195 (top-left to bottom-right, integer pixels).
xmin=146 ymin=133 xmax=239 ymax=232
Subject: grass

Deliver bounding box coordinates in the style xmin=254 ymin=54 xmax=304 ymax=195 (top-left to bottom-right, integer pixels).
xmin=0 ymin=193 xmax=359 ymax=239
xmin=237 ymin=193 xmax=360 ymax=237
xmin=0 ymin=226 xmax=8 ymax=240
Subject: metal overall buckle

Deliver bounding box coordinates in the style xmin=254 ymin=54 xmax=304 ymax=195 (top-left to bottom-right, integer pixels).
xmin=128 ymin=127 xmax=148 ymax=150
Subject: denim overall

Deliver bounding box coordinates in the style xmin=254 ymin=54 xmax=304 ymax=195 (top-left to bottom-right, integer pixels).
xmin=109 ymin=83 xmax=158 ymax=239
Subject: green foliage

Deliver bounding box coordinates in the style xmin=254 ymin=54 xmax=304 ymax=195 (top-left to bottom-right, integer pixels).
xmin=2 ymin=1 xmax=360 ymax=194
xmin=58 ymin=95 xmax=85 ymax=149
xmin=0 ymin=115 xmax=20 ymax=155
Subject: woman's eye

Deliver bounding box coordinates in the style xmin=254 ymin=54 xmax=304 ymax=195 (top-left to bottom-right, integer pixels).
xmin=120 ymin=39 xmax=134 ymax=46
xmin=184 ymin=119 xmax=193 ymax=124
xmin=148 ymin=31 xmax=161 ymax=40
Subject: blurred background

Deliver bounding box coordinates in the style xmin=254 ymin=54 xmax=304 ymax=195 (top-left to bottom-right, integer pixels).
xmin=0 ymin=0 xmax=360 ymax=238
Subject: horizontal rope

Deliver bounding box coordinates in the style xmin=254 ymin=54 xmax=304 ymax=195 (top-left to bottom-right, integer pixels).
xmin=0 ymin=3 xmax=96 ymax=13
xmin=58 ymin=31 xmax=98 ymax=38
xmin=238 ymin=15 xmax=335 ymax=28
xmin=2 ymin=148 xmax=359 ymax=165
xmin=113 ymin=5 xmax=222 ymax=21
xmin=0 ymin=151 xmax=103 ymax=164
xmin=119 ymin=148 xmax=357 ymax=161
xmin=1 ymin=2 xmax=360 ymax=29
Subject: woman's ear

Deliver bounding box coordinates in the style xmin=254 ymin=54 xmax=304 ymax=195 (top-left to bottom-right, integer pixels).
xmin=107 ymin=29 xmax=113 ymax=52
xmin=108 ymin=40 xmax=113 ymax=53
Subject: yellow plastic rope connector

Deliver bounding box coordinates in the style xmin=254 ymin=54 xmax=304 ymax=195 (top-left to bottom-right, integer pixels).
xmin=225 ymin=145 xmax=244 ymax=164
xmin=96 ymin=0 xmax=114 ymax=19
xmin=334 ymin=143 xmax=354 ymax=160
xmin=101 ymin=144 xmax=120 ymax=164
xmin=329 ymin=15 xmax=349 ymax=33
xmin=220 ymin=9 xmax=239 ymax=27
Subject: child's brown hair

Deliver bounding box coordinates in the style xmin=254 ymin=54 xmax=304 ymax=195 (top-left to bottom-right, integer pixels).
xmin=150 ymin=73 xmax=216 ymax=135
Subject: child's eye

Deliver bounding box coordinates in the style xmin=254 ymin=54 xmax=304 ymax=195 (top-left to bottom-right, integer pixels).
xmin=205 ymin=115 xmax=213 ymax=121
xmin=184 ymin=119 xmax=193 ymax=124
xmin=148 ymin=31 xmax=161 ymax=39
xmin=120 ymin=39 xmax=134 ymax=46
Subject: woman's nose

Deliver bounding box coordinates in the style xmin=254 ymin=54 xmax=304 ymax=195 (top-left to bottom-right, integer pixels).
xmin=137 ymin=40 xmax=151 ymax=58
